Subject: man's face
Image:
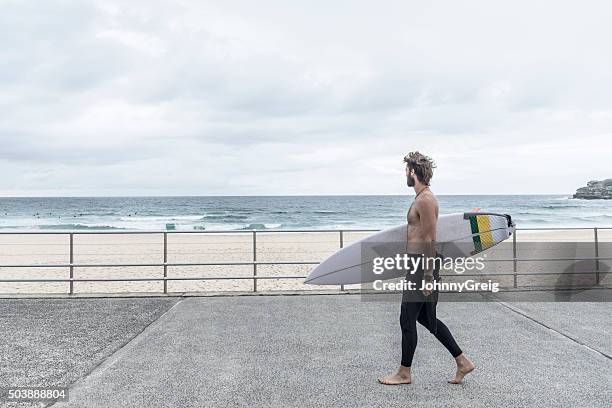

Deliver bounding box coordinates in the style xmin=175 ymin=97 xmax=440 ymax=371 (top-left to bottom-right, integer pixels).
xmin=406 ymin=166 xmax=416 ymax=187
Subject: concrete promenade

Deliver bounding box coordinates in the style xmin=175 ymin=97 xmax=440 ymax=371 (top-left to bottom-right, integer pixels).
xmin=1 ymin=292 xmax=610 ymax=407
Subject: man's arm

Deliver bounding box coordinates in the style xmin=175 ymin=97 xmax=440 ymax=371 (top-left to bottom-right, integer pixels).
xmin=416 ymin=196 xmax=437 ymax=280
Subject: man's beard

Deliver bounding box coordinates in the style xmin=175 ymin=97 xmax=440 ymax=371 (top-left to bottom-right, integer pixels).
xmin=407 ymin=174 xmax=416 ymax=187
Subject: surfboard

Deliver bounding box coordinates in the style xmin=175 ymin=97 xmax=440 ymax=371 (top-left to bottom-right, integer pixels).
xmin=304 ymin=212 xmax=514 ymax=285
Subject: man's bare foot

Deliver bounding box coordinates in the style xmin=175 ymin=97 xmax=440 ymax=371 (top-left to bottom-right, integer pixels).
xmin=448 ymin=354 xmax=475 ymax=384
xmin=378 ymin=366 xmax=412 ymax=385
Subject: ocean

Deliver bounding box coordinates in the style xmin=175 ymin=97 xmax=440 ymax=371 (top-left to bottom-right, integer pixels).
xmin=0 ymin=195 xmax=610 ymax=231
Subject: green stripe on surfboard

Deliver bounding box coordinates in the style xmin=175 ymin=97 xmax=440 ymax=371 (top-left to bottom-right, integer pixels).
xmin=469 ymin=216 xmax=482 ymax=252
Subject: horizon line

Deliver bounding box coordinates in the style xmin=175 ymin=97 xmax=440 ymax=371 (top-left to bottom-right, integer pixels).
xmin=0 ymin=193 xmax=574 ymax=199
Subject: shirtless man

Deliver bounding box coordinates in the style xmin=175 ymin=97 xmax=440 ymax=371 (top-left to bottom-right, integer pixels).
xmin=378 ymin=151 xmax=475 ymax=385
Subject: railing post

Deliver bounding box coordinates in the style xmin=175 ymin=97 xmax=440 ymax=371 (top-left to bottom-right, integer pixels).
xmin=339 ymin=230 xmax=344 ymax=291
xmin=594 ymin=227 xmax=600 ymax=285
xmin=69 ymin=233 xmax=74 ymax=295
xmin=512 ymin=229 xmax=517 ymax=288
xmin=163 ymin=232 xmax=168 ymax=294
xmin=253 ymin=230 xmax=257 ymax=292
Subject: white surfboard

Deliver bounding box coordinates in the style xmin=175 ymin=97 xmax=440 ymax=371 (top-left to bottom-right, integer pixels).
xmin=304 ymin=212 xmax=514 ymax=285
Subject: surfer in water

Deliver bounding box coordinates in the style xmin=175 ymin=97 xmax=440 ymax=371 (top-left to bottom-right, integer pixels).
xmin=378 ymin=151 xmax=475 ymax=385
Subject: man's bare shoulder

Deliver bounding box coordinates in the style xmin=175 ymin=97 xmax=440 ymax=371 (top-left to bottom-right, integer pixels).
xmin=414 ymin=191 xmax=438 ymax=210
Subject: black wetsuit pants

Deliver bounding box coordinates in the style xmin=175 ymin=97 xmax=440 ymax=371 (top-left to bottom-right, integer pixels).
xmin=400 ymin=293 xmax=463 ymax=367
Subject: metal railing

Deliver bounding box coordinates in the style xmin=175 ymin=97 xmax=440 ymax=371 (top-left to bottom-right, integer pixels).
xmin=0 ymin=227 xmax=610 ymax=294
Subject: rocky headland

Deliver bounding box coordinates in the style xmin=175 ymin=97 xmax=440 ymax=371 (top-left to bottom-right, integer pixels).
xmin=573 ymin=179 xmax=612 ymax=199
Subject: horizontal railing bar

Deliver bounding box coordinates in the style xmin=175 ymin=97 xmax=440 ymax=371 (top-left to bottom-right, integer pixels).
xmin=470 ymin=257 xmax=612 ymax=262
xmin=1 ymin=256 xmax=611 ymax=269
xmin=516 ymin=227 xmax=612 ymax=230
xmin=0 ymin=229 xmax=380 ymax=235
xmin=0 ymin=241 xmax=345 ymax=246
xmin=0 ymin=276 xmax=309 ymax=282
xmin=0 ymin=227 xmax=610 ymax=235
xmin=0 ymin=261 xmax=320 ymax=268
xmin=0 ymin=269 xmax=606 ymax=283
xmin=439 ymin=271 xmax=607 ymax=276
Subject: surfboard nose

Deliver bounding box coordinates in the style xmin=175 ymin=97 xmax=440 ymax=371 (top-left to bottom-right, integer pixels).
xmin=304 ymin=264 xmax=324 ymax=284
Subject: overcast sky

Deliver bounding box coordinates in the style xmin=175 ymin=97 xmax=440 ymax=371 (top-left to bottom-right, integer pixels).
xmin=1 ymin=0 xmax=611 ymax=196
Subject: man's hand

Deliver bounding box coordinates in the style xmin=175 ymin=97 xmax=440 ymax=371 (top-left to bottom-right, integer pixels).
xmin=422 ymin=277 xmax=433 ymax=296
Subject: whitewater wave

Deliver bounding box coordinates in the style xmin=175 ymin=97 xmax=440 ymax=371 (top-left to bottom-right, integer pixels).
xmin=541 ymin=205 xmax=584 ymax=209
xmin=202 ymin=214 xmax=249 ymax=220
xmin=514 ymin=218 xmax=554 ymax=224
xmin=38 ymin=223 xmax=124 ymax=230
xmin=237 ymin=223 xmax=283 ymax=230
xmin=118 ymin=215 xmax=203 ymax=222
xmin=570 ymin=214 xmax=612 ymax=221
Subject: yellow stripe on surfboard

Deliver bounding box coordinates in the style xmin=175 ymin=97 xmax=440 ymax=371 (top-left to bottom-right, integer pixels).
xmin=476 ymin=215 xmax=494 ymax=249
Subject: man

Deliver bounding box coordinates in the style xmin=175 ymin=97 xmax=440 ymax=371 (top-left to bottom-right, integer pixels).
xmin=378 ymin=151 xmax=475 ymax=385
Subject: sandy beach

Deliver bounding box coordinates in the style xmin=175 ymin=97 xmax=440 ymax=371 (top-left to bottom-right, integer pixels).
xmin=0 ymin=229 xmax=610 ymax=295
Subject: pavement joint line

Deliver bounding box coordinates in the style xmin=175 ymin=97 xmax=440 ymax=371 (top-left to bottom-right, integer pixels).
xmin=494 ymin=300 xmax=612 ymax=361
xmin=45 ymin=297 xmax=185 ymax=408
